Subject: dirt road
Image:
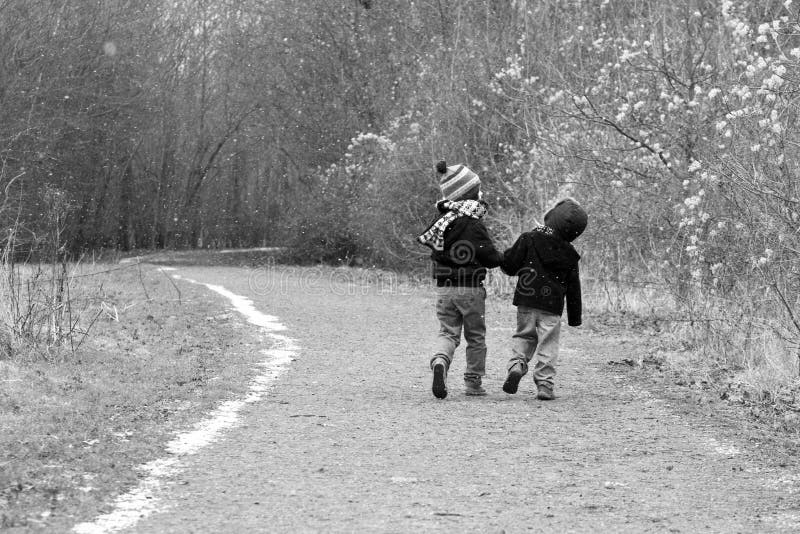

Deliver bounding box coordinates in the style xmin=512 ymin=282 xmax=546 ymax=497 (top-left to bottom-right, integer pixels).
xmin=79 ymin=265 xmax=800 ymax=533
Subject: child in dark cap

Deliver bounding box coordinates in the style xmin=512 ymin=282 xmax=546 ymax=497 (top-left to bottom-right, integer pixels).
xmin=417 ymin=160 xmax=503 ymax=399
xmin=500 ymin=198 xmax=588 ymax=400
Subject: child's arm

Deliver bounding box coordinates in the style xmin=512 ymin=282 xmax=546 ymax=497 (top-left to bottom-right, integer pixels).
xmin=565 ymin=265 xmax=582 ymax=326
xmin=471 ymin=220 xmax=504 ymax=268
xmin=500 ymin=234 xmax=527 ymax=276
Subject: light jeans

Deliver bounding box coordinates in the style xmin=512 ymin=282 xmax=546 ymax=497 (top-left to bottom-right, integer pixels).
xmin=431 ymin=286 xmax=487 ymax=381
xmin=507 ymin=306 xmax=562 ymax=387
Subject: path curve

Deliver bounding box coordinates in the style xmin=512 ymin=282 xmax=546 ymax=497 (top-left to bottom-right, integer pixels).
xmin=84 ymin=265 xmax=800 ymax=533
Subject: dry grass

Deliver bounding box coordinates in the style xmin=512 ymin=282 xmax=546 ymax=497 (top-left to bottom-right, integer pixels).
xmin=0 ymin=262 xmax=269 ymax=531
xmin=579 ymin=273 xmax=800 ymax=429
xmin=665 ymin=297 xmax=800 ymax=401
xmin=582 ymin=276 xmax=676 ymax=320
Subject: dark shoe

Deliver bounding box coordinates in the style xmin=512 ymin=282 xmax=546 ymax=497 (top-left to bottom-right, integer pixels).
xmin=464 ymin=380 xmax=487 ymax=396
xmin=432 ymin=359 xmax=448 ymax=399
xmin=536 ymin=383 xmax=554 ymax=400
xmin=502 ymin=364 xmax=525 ymax=394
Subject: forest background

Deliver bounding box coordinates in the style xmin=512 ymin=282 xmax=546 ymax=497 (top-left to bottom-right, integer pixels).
xmin=1 ymin=0 xmax=799 ymax=388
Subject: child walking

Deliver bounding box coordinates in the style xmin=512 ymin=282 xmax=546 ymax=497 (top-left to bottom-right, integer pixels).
xmin=500 ymin=198 xmax=588 ymax=400
xmin=417 ymin=160 xmax=503 ymax=399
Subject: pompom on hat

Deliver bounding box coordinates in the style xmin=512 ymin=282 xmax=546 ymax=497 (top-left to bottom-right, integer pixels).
xmin=436 ymin=160 xmax=481 ymax=201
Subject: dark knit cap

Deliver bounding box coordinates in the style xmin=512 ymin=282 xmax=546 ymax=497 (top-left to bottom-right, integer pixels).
xmin=543 ymin=198 xmax=588 ymax=242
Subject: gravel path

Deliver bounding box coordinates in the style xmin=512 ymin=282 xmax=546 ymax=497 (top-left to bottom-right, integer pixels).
xmin=116 ymin=266 xmax=799 ymax=533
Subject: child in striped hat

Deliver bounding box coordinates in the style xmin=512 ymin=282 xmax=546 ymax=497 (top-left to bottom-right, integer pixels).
xmin=417 ymin=160 xmax=503 ymax=399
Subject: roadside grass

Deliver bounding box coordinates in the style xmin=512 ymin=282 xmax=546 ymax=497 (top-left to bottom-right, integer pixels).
xmin=579 ymin=275 xmax=800 ymax=432
xmin=0 ymin=262 xmax=269 ymax=532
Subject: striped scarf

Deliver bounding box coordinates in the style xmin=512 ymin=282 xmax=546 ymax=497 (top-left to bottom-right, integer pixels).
xmin=416 ymin=200 xmax=487 ymax=251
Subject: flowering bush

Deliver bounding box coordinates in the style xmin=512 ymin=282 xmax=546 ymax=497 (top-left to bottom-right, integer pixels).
xmin=483 ymin=1 xmax=800 ymax=373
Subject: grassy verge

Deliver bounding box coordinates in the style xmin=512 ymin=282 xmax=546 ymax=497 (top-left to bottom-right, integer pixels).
xmin=0 ymin=261 xmax=269 ymax=532
xmin=578 ymin=275 xmax=800 ymax=434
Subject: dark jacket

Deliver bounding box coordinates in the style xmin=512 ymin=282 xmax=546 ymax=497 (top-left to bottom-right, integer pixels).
xmin=430 ymin=204 xmax=503 ymax=287
xmin=500 ymin=226 xmax=582 ymax=326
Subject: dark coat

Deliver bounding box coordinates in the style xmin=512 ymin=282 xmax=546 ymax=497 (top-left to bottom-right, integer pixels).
xmin=429 ymin=204 xmax=503 ymax=287
xmin=500 ymin=226 xmax=582 ymax=326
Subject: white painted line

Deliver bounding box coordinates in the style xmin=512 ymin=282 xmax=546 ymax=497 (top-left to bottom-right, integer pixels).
xmin=199 ymin=282 xmax=286 ymax=331
xmin=72 ymin=274 xmax=297 ymax=534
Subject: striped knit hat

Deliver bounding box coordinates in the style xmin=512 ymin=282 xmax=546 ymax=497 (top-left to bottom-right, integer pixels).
xmin=436 ymin=160 xmax=481 ymax=201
